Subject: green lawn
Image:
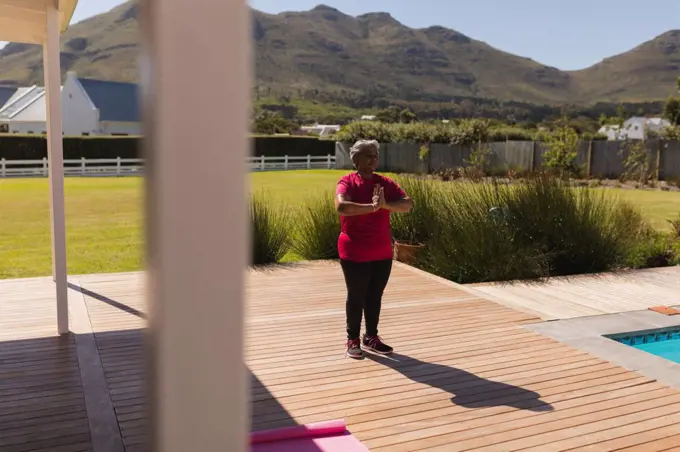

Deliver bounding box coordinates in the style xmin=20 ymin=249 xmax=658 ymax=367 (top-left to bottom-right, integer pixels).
xmin=0 ymin=177 xmax=143 ymax=279
xmin=2 ymin=171 xmax=680 ymax=279
xmin=605 ymin=188 xmax=680 ymax=231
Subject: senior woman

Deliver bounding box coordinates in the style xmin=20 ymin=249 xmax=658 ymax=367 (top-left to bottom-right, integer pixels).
xmin=335 ymin=139 xmax=413 ymax=359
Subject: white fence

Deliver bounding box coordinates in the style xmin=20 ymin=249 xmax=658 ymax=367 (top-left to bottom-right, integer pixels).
xmin=0 ymin=154 xmax=336 ymax=178
xmin=0 ymin=157 xmax=144 ymax=178
xmin=248 ymin=154 xmax=334 ymax=171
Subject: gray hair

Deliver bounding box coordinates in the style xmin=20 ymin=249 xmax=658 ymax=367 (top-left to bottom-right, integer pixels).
xmin=349 ymin=139 xmax=380 ymax=164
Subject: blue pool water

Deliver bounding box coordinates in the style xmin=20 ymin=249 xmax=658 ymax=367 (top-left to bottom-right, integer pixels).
xmin=610 ymin=328 xmax=680 ymax=364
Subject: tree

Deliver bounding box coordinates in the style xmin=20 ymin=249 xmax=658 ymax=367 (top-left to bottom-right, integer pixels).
xmin=375 ymin=106 xmax=401 ymax=123
xmin=663 ymin=76 xmax=680 ymax=126
xmin=664 ymin=97 xmax=680 ymax=126
xmin=375 ymin=106 xmax=419 ymax=124
xmin=542 ymin=118 xmax=582 ymax=178
xmin=252 ymin=111 xmax=298 ymax=135
xmin=621 ymin=139 xmax=650 ymax=183
xmin=399 ymin=109 xmax=418 ymax=124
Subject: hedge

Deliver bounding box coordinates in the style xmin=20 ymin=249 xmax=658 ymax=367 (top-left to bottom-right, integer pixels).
xmin=0 ymin=136 xmax=140 ymax=160
xmin=252 ymin=136 xmax=334 ymax=157
xmin=334 ymin=120 xmax=609 ymax=145
xmin=0 ymin=135 xmax=335 ymax=160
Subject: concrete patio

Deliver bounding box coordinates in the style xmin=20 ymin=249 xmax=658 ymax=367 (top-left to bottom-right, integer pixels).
xmin=2 ymin=262 xmax=680 ymax=451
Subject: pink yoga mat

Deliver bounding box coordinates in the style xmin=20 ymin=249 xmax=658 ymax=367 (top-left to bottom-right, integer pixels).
xmin=251 ymin=419 xmax=370 ymax=452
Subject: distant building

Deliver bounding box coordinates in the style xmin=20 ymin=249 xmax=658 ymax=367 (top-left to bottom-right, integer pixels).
xmin=300 ymin=124 xmax=340 ymax=137
xmin=360 ymin=115 xmax=376 ymax=121
xmin=598 ymin=116 xmax=671 ymax=140
xmin=0 ymin=72 xmax=140 ymax=136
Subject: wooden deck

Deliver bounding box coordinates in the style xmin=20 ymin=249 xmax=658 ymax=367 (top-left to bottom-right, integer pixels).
xmin=2 ymin=262 xmax=680 ymax=451
xmin=468 ymin=266 xmax=680 ymax=321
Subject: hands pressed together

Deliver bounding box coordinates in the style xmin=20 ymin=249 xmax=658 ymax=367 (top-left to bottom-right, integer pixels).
xmin=371 ymin=184 xmax=388 ymax=212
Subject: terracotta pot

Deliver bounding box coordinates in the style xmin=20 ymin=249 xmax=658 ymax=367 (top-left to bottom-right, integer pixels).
xmin=393 ymin=241 xmax=425 ymax=264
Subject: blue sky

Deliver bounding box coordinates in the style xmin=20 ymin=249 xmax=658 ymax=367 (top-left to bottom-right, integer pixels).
xmin=9 ymin=0 xmax=680 ymax=71
xmin=71 ymin=0 xmax=127 ymax=22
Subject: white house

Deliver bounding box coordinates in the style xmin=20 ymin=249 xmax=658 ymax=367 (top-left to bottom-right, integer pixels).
xmin=0 ymin=72 xmax=141 ymax=136
xmin=598 ymin=116 xmax=671 ymax=140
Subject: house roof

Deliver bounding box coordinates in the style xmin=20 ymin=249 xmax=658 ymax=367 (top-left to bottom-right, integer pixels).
xmin=0 ymin=86 xmax=17 ymax=109
xmin=78 ymin=78 xmax=140 ymax=122
xmin=0 ymin=86 xmax=48 ymax=120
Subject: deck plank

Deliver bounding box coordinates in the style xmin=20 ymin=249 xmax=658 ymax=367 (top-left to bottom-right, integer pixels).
xmin=0 ymin=278 xmax=93 ymax=452
xmin=3 ymin=261 xmax=680 ymax=451
xmin=470 ymin=266 xmax=680 ymax=320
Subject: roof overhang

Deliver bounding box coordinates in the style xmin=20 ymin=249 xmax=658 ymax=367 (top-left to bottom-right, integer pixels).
xmin=0 ymin=0 xmax=78 ymax=44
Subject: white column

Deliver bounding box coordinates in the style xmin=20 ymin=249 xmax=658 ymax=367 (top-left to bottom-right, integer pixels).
xmin=44 ymin=0 xmax=68 ymax=335
xmin=140 ymin=0 xmax=250 ymax=451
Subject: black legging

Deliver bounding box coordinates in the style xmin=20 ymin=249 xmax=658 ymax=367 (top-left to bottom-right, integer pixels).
xmin=340 ymin=259 xmax=393 ymax=340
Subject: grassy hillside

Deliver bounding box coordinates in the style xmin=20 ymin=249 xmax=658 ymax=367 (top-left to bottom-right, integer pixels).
xmin=571 ymin=30 xmax=680 ymax=102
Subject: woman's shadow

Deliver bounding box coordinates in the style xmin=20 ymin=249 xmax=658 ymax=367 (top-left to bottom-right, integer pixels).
xmin=366 ymin=352 xmax=554 ymax=412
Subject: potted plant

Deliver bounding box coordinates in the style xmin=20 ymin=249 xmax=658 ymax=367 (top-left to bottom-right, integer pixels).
xmin=390 ymin=176 xmax=435 ymax=264
xmin=393 ymin=238 xmax=425 ymax=264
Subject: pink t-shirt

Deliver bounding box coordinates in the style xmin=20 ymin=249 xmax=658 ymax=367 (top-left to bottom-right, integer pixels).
xmin=336 ymin=173 xmax=407 ymax=262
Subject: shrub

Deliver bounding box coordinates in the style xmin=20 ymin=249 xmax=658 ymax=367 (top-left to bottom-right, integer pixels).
xmin=542 ymin=123 xmax=582 ymax=178
xmin=391 ymin=122 xmax=438 ymax=144
xmin=582 ymin=132 xmax=608 ymax=141
xmin=450 ymin=119 xmax=490 ymax=146
xmin=488 ymin=126 xmax=535 ymax=142
xmin=0 ymin=136 xmax=141 ymax=160
xmin=335 ymin=121 xmax=396 ymax=144
xmin=625 ymin=231 xmax=678 ymax=269
xmin=252 ymin=110 xmax=299 ymax=135
xmin=291 ymin=190 xmax=341 ymax=260
xmin=250 ymin=191 xmax=291 ymax=266
xmin=621 ymin=139 xmax=651 ymax=183
xmin=335 ymin=118 xmax=494 ymax=146
xmin=253 ymin=136 xmax=334 ymax=157
xmin=662 ymin=125 xmax=680 ymax=141
xmin=433 ymin=167 xmax=463 ymax=181
xmin=668 ymin=213 xmax=680 ymax=237
xmin=418 ymin=144 xmax=430 ymax=162
xmin=463 ymin=141 xmax=492 ymax=181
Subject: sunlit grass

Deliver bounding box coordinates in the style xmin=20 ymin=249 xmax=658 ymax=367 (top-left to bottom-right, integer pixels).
xmin=2 ymin=171 xmax=680 ymax=278
xmin=0 ymin=177 xmax=143 ymax=279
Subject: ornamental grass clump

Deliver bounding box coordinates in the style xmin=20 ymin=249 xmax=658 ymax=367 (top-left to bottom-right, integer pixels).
xmin=291 ymin=189 xmax=341 ymax=260
xmin=250 ymin=191 xmax=292 ymax=266
xmin=415 ymin=175 xmax=651 ymax=283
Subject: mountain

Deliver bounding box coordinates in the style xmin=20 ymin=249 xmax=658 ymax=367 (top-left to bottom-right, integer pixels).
xmin=0 ymin=1 xmax=139 ymax=86
xmin=571 ymin=30 xmax=680 ymax=102
xmin=251 ymin=5 xmax=573 ymax=105
xmin=0 ymin=1 xmax=677 ymax=107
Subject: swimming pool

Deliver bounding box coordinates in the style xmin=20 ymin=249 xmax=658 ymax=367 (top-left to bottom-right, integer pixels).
xmin=608 ymin=327 xmax=680 ymax=364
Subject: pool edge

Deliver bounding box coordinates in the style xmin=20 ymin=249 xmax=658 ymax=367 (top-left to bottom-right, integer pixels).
xmin=524 ymin=309 xmax=680 ymax=390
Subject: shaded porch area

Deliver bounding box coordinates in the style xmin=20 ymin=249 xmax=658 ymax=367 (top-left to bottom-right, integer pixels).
xmin=2 ymin=262 xmax=680 ymax=451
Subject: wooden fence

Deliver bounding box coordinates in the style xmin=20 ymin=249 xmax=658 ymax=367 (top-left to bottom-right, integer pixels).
xmin=334 ymin=140 xmax=680 ymax=180
xmin=0 ymin=155 xmax=336 ymax=178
